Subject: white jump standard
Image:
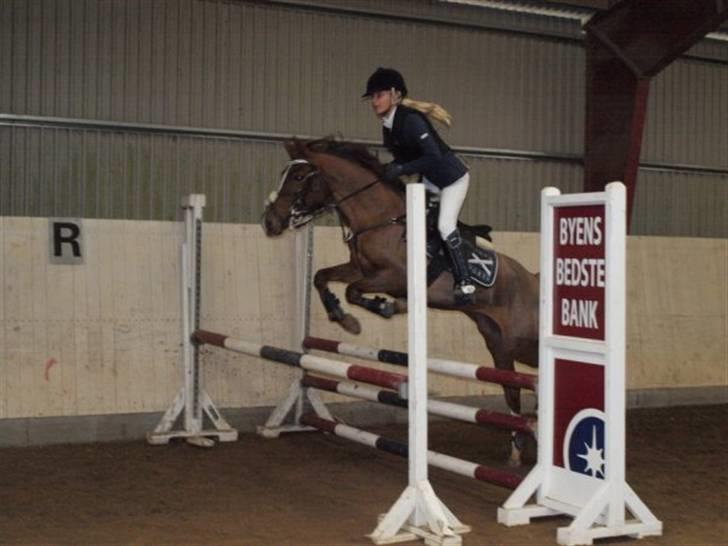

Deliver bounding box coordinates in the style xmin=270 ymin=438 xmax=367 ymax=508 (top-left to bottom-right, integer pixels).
xmin=152 ymin=185 xmax=661 ymax=546
xmin=497 ymin=183 xmax=662 ymax=545
xmin=147 ymin=195 xmax=237 ymax=447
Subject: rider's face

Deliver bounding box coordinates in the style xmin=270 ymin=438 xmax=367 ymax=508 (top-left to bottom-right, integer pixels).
xmin=370 ymin=90 xmax=395 ymax=117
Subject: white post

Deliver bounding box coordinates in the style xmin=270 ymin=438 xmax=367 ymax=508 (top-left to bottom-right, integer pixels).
xmin=258 ymin=222 xmax=333 ymax=438
xmin=293 ymin=223 xmax=314 ymax=348
xmin=408 ymin=180 xmax=429 ymax=507
xmin=369 ymin=184 xmax=468 ymax=546
xmin=604 ymin=182 xmax=626 ymax=528
xmin=147 ymin=194 xmax=237 ymax=446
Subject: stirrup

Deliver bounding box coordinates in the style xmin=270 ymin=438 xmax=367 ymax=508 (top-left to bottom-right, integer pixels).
xmin=457 ymin=281 xmax=475 ymax=294
xmin=454 ymin=281 xmax=476 ymax=305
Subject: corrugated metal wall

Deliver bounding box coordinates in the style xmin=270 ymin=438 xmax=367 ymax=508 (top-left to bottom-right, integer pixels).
xmin=0 ymin=125 xmax=287 ymax=221
xmin=0 ymin=0 xmax=586 ymax=147
xmin=1 ymin=0 xmax=726 ymax=236
xmin=645 ymin=61 xmax=728 ymax=169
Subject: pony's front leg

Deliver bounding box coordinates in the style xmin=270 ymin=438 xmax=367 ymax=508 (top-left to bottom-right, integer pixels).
xmin=344 ymin=271 xmax=404 ymax=320
xmin=313 ymin=262 xmax=363 ymax=334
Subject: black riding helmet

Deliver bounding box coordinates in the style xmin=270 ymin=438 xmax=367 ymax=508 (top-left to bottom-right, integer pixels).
xmin=362 ymin=67 xmax=408 ymax=98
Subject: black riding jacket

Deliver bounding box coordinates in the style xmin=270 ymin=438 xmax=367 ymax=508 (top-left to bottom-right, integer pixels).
xmin=383 ymin=105 xmax=468 ymax=189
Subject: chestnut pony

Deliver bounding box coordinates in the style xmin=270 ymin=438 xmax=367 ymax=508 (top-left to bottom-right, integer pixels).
xmin=262 ymin=137 xmax=539 ymax=462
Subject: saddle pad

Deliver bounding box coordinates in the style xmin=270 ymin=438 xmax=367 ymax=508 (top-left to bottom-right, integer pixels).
xmin=463 ymin=238 xmax=498 ymax=288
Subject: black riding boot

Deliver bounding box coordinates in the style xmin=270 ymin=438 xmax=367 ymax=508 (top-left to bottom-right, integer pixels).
xmin=444 ymin=229 xmax=476 ymax=305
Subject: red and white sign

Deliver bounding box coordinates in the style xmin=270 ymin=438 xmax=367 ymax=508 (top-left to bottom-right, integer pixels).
xmin=552 ymin=205 xmax=605 ymax=340
xmin=498 ymin=183 xmax=662 ymax=545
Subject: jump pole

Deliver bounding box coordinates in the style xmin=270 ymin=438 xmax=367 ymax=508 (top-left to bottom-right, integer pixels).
xmin=368 ymin=184 xmax=467 ymax=546
xmin=301 ymin=374 xmax=534 ymax=435
xmin=303 ymin=336 xmax=537 ymax=391
xmin=497 ymin=183 xmax=662 ymax=545
xmin=300 ymin=413 xmax=522 ymax=490
xmin=192 ymin=330 xmax=409 ymax=394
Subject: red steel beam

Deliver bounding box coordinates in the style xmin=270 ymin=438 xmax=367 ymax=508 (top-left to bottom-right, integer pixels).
xmin=583 ymin=0 xmax=728 ymax=225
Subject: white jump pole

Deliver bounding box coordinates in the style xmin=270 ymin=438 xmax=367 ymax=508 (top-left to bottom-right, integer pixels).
xmin=369 ymin=184 xmax=468 ymax=546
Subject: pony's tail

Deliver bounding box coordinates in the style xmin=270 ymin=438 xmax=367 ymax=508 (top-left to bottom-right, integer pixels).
xmin=401 ymin=97 xmax=452 ymax=128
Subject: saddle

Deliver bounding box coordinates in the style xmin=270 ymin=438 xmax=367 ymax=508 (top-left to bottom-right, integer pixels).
xmin=425 ymin=200 xmax=498 ymax=288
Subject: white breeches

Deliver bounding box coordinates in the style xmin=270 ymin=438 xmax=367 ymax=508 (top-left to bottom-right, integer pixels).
xmin=423 ymin=173 xmax=470 ymax=240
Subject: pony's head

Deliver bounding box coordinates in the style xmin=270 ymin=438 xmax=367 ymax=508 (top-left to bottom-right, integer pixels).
xmin=262 ymin=139 xmax=334 ymax=236
xmin=262 ymin=137 xmax=398 ymax=236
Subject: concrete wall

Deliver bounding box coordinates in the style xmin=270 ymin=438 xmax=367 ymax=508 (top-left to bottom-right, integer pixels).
xmin=1 ymin=216 xmax=725 ymax=427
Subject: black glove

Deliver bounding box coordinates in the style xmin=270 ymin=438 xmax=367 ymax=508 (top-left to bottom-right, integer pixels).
xmin=383 ymin=162 xmax=404 ymax=182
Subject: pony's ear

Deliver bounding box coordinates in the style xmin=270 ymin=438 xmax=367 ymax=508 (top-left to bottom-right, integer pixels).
xmin=283 ymin=139 xmax=298 ymax=158
xmin=284 ymin=138 xmax=308 ymax=159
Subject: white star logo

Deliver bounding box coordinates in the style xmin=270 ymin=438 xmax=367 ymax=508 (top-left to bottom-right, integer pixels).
xmin=577 ymin=425 xmax=605 ymax=478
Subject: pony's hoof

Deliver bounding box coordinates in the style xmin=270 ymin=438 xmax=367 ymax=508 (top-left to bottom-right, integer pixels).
xmin=379 ymin=302 xmax=395 ymax=318
xmin=340 ymin=314 xmax=361 ymax=335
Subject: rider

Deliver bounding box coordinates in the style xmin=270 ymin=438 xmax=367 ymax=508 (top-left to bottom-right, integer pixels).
xmin=362 ymin=67 xmax=476 ymax=305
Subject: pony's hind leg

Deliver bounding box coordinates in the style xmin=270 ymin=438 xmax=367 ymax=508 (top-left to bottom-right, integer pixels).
xmin=313 ymin=262 xmax=363 ymax=334
xmin=471 ymin=312 xmax=532 ymax=466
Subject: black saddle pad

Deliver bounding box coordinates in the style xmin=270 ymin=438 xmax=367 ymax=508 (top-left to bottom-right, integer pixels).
xmin=462 ymin=237 xmax=498 ymax=287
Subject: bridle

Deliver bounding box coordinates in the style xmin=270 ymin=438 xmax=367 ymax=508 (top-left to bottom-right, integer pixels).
xmin=264 ymin=159 xmax=327 ymax=229
xmin=264 ymin=158 xmax=392 ymax=232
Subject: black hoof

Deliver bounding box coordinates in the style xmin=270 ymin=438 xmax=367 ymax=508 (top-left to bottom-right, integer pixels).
xmin=378 ymin=301 xmax=395 ymax=318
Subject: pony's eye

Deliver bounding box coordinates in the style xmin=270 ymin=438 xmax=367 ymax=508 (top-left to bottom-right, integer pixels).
xmin=294 ymin=175 xmax=304 ymax=181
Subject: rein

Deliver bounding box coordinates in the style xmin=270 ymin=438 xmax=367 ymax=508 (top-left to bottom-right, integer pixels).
xmin=334 ymin=178 xmax=382 ymax=206
xmin=330 ymin=176 xmax=406 ymax=244
xmin=341 ymin=213 xmax=406 ymax=245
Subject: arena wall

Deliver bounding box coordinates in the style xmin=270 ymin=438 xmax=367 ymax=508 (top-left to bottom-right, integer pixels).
xmin=1 ymin=218 xmax=724 ymax=437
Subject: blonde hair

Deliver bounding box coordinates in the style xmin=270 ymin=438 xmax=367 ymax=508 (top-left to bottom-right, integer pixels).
xmin=401 ymin=97 xmax=452 ymax=128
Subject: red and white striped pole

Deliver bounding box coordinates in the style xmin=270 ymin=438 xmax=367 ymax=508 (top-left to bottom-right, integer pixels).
xmin=303 ymin=336 xmax=537 ymax=391
xmin=192 ymin=330 xmax=408 ymax=394
xmin=301 ymin=413 xmax=522 ymax=491
xmin=301 ymin=374 xmax=534 ymax=434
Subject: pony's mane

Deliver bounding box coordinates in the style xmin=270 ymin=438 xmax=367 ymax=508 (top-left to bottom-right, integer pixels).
xmin=306 ymin=137 xmax=405 ymax=193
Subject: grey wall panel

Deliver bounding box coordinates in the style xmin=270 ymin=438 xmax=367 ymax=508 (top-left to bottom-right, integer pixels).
xmin=645 ymin=60 xmax=728 ymax=169
xmin=0 ymin=0 xmax=585 ymax=154
xmin=1 ymin=0 xmax=726 ymax=237
xmin=631 ymin=170 xmax=728 ymax=238
xmin=0 ymin=125 xmax=289 ymax=222
xmin=459 ymin=156 xmax=583 ymax=232
xmin=2 ymin=124 xmax=726 ymax=237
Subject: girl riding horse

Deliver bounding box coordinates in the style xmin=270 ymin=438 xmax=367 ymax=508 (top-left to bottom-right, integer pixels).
xmin=363 ymin=67 xmax=476 ymax=305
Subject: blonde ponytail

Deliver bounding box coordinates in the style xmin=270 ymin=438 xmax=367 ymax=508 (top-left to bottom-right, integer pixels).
xmin=401 ymin=97 xmax=452 ymax=128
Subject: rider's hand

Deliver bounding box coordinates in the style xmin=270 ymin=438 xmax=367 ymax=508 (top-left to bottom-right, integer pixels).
xmin=383 ymin=162 xmax=404 ymax=182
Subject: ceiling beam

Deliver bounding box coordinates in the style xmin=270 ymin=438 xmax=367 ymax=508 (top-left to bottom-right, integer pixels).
xmin=583 ymin=0 xmax=728 ymax=226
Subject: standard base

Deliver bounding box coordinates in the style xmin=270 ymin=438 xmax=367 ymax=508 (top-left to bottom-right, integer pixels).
xmin=556 ymin=520 xmax=663 ymax=546
xmin=256 ymin=425 xmax=317 ymax=438
xmin=369 ymin=481 xmax=469 ymax=546
xmin=146 ymin=429 xmax=238 ymax=446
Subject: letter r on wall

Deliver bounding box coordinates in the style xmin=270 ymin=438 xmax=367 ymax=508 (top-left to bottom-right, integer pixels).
xmin=49 ymin=219 xmax=84 ymax=265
